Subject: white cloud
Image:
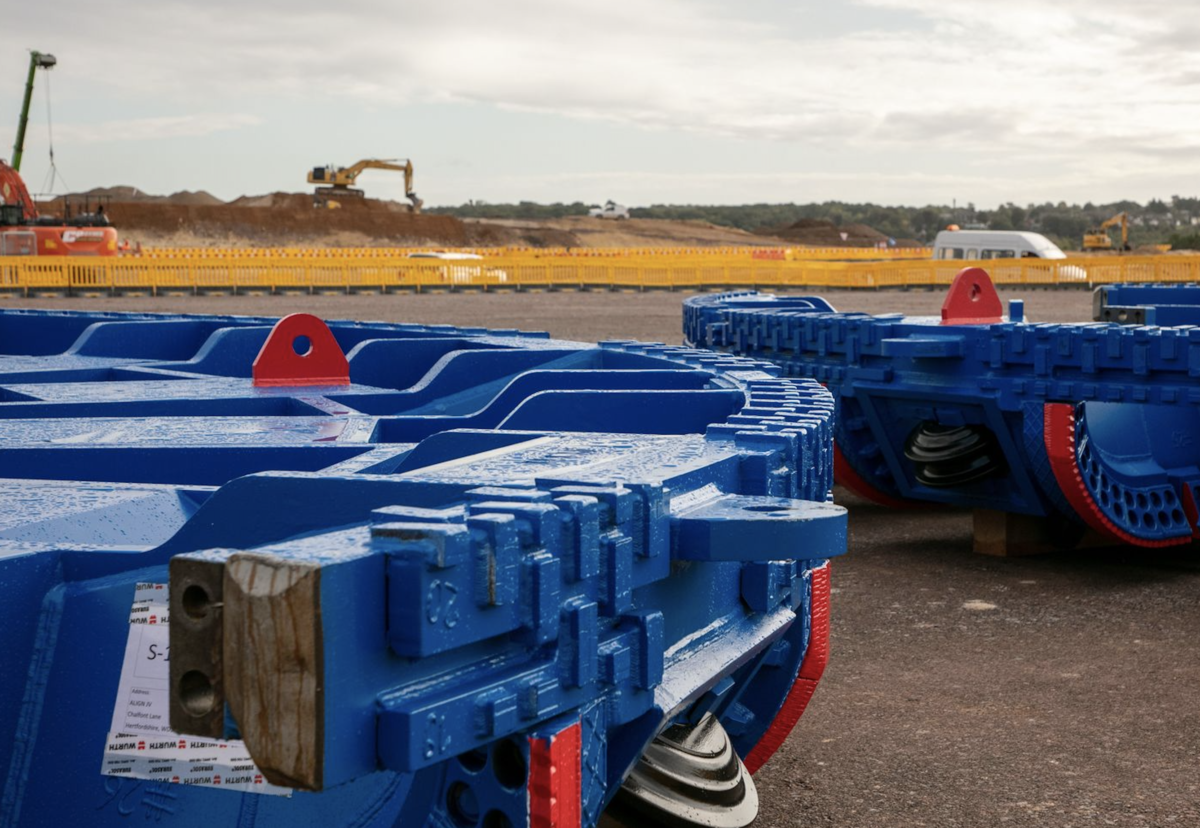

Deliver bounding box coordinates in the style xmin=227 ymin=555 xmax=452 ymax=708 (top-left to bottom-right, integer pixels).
xmin=46 ymin=114 xmax=263 ymax=145
xmin=7 ymin=0 xmax=1200 ymax=203
xmin=14 ymin=1 xmax=1197 ymax=145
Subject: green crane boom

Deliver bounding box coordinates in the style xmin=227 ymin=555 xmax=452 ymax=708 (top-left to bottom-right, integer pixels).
xmin=11 ymin=51 xmax=56 ymax=173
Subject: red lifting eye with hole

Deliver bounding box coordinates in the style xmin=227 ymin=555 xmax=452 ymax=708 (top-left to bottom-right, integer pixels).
xmin=252 ymin=313 xmax=351 ymax=387
xmin=941 ymin=267 xmax=1003 ymax=325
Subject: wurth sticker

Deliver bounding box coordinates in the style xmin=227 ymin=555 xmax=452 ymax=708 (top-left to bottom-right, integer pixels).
xmin=100 ymin=583 xmax=290 ymax=796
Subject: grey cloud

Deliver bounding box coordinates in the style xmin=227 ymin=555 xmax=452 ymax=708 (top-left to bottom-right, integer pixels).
xmin=48 ymin=114 xmax=264 ymax=145
xmin=876 ymin=110 xmax=1018 ymax=145
xmin=9 ymin=0 xmax=1200 ymax=204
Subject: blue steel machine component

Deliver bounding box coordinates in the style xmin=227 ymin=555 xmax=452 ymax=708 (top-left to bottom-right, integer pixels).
xmin=1094 ymin=283 xmax=1200 ymax=327
xmin=685 ymin=267 xmax=1200 ymax=549
xmin=0 ymin=307 xmax=844 ymax=828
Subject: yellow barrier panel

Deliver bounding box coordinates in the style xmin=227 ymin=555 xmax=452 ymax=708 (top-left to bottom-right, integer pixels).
xmin=0 ymin=253 xmax=1197 ymax=294
xmin=137 ymin=245 xmax=935 ymax=262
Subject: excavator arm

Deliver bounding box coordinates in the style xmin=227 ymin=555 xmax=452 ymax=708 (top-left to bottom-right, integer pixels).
xmin=333 ymin=159 xmax=412 ymax=187
xmin=307 ymin=158 xmax=421 ymax=210
xmin=1099 ymin=212 xmax=1129 ymax=248
xmin=1083 ymin=212 xmax=1130 ymax=251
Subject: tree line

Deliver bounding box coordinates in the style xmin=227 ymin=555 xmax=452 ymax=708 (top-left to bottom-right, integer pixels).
xmin=428 ymin=197 xmax=1200 ymax=250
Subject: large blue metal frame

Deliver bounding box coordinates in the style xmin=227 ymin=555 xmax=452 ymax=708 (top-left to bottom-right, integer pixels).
xmin=1094 ymin=283 xmax=1200 ymax=327
xmin=0 ymin=308 xmax=843 ymax=828
xmin=684 ymin=272 xmax=1200 ymax=549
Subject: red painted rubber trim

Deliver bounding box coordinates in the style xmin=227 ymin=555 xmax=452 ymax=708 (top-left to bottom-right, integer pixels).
xmin=1180 ymin=483 xmax=1200 ymax=539
xmin=528 ymin=721 xmax=582 ymax=828
xmin=940 ymin=267 xmax=1003 ymax=325
xmin=252 ymin=313 xmax=351 ymax=387
xmin=834 ymin=443 xmax=924 ymax=509
xmin=1043 ymin=402 xmax=1189 ymax=549
xmin=744 ymin=562 xmax=831 ymax=775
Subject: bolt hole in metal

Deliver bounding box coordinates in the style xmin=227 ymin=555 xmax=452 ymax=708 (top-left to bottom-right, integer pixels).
xmin=446 ymin=781 xmax=479 ymax=826
xmin=179 ymin=670 xmax=216 ymax=717
xmin=741 ymin=503 xmax=799 ymax=516
xmin=181 ymin=583 xmax=211 ymax=619
xmin=292 ymin=334 xmax=312 ymax=357
xmin=1078 ymin=401 xmax=1200 ymax=535
xmin=458 ymin=747 xmax=488 ymax=773
xmin=482 ymin=811 xmax=514 ymax=828
xmin=491 ymin=739 xmax=527 ymax=790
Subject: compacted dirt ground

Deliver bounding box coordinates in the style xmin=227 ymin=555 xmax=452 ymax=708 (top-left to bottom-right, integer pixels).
xmin=42 ymin=192 xmax=795 ymax=249
xmin=0 ymin=285 xmax=1099 ymax=342
xmin=8 ymin=287 xmax=1198 ymax=827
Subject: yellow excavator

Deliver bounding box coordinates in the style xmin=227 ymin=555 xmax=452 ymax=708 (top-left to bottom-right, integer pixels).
xmin=1082 ymin=212 xmax=1130 ymax=252
xmin=307 ymin=159 xmax=422 ymax=211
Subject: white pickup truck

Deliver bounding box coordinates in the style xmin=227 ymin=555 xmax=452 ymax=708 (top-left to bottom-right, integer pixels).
xmin=588 ymin=200 xmax=630 ymax=220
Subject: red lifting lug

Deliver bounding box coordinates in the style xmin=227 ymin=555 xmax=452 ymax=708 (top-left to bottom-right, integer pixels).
xmin=252 ymin=313 xmax=351 ymax=387
xmin=940 ymin=267 xmax=1004 ymax=325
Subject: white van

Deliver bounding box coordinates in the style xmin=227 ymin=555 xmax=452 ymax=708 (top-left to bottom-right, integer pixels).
xmin=933 ymin=230 xmax=1067 ymax=261
xmin=406 ymin=251 xmax=508 ymax=284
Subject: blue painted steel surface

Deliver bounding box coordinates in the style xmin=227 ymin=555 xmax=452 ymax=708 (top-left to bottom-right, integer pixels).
xmin=1094 ymin=283 xmax=1200 ymax=327
xmin=0 ymin=308 xmax=843 ymax=828
xmin=684 ymin=274 xmax=1200 ymax=548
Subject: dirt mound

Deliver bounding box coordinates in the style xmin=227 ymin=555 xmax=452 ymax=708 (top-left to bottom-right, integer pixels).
xmin=106 ymin=201 xmax=468 ymax=246
xmin=57 ymin=186 xmax=225 ymax=206
xmin=840 ymin=223 xmax=889 ymax=243
xmin=474 ymin=216 xmax=788 ymax=248
xmin=80 ymin=185 xmax=155 ymax=202
xmin=755 ymin=218 xmax=890 ymax=247
xmin=462 ymin=221 xmax=581 ymax=248
xmin=105 ymin=192 xmax=761 ymax=249
xmin=51 ymin=186 xmax=806 ymax=249
xmin=227 ymin=192 xmax=411 ymax=211
xmin=788 ymin=218 xmax=834 ymax=231
xmin=164 ymin=190 xmax=224 ymax=206
xmin=228 ymin=192 xmax=312 ymax=210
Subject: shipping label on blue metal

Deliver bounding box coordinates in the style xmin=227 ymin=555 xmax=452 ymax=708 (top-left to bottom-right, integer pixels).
xmin=100 ymin=583 xmax=291 ymax=796
xmin=684 ymin=268 xmax=1200 ymax=550
xmin=0 ymin=307 xmax=844 ymax=828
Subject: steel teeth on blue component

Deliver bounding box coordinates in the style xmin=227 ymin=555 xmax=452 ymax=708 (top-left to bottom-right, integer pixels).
xmin=0 ymin=307 xmax=844 ymax=828
xmin=684 ymin=270 xmax=1200 ymax=549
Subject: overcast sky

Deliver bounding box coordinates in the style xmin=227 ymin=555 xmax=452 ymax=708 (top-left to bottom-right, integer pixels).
xmin=5 ymin=1 xmax=1199 ymax=208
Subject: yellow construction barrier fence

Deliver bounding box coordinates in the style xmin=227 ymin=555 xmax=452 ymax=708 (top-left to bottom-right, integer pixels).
xmin=0 ymin=253 xmax=1196 ymax=295
xmin=135 ymin=245 xmax=934 ymax=261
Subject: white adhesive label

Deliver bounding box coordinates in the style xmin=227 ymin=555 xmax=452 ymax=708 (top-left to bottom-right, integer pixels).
xmin=100 ymin=583 xmax=290 ymax=796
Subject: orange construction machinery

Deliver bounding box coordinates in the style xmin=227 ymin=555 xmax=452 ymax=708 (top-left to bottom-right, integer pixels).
xmin=0 ymin=162 xmax=118 ymax=255
xmin=1 ymin=51 xmax=118 ymax=256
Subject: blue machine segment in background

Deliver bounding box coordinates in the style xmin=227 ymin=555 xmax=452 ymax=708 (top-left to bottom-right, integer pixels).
xmin=1094 ymin=282 xmax=1200 ymax=327
xmin=684 ymin=271 xmax=1200 ymax=550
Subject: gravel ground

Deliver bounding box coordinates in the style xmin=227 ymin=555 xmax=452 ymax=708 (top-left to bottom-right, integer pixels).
xmin=11 ymin=286 xmax=1197 ymax=827
xmin=0 ymin=284 xmax=1100 ymax=341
